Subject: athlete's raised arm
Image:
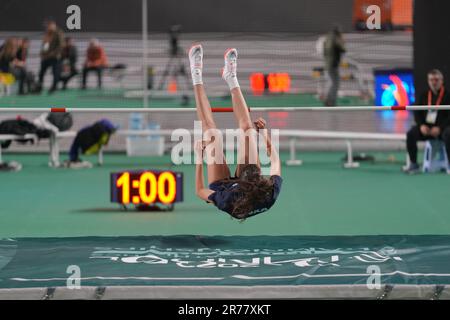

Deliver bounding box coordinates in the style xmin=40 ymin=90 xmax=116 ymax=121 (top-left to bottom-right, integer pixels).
xmin=254 ymin=118 xmax=281 ymax=176
xmin=194 ymin=140 xmax=214 ymax=202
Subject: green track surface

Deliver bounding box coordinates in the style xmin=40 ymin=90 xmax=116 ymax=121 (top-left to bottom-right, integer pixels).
xmin=0 ymin=89 xmax=371 ymax=108
xmin=1 ymin=152 xmax=449 ymax=238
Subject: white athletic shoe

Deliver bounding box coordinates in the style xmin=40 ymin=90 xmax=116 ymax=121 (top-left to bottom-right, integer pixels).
xmin=188 ymin=44 xmax=203 ymax=85
xmin=222 ymin=48 xmax=239 ymax=89
xmin=63 ymin=160 xmax=93 ymax=169
xmin=0 ymin=161 xmax=22 ymax=172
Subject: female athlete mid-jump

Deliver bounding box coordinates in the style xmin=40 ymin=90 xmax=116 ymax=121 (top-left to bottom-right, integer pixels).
xmin=189 ymin=44 xmax=282 ymax=219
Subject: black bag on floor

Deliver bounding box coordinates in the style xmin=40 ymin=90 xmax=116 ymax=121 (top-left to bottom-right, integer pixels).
xmin=0 ymin=119 xmax=52 ymax=149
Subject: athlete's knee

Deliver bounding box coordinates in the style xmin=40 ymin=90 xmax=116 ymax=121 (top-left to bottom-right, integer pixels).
xmin=407 ymin=126 xmax=419 ymax=142
xmin=202 ymin=121 xmax=217 ymax=131
xmin=239 ymin=120 xmax=253 ymax=131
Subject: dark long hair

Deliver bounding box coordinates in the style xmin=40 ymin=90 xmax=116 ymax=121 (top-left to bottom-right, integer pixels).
xmin=223 ymin=164 xmax=274 ymax=220
xmin=0 ymin=38 xmax=17 ymax=60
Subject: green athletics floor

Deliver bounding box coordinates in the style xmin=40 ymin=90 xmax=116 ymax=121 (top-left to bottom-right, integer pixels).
xmin=0 ymin=89 xmax=371 ymax=108
xmin=1 ymin=151 xmax=449 ymax=238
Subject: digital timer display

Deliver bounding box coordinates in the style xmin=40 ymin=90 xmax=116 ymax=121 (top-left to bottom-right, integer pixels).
xmin=249 ymin=73 xmax=291 ymax=95
xmin=111 ymin=170 xmax=183 ymax=205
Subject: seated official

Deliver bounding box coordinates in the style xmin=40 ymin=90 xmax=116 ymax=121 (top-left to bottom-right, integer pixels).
xmin=37 ymin=19 xmax=65 ymax=94
xmin=404 ymin=69 xmax=450 ymax=174
xmin=81 ymin=39 xmax=108 ymax=89
xmin=0 ymin=38 xmax=27 ymax=95
xmin=60 ymin=37 xmax=78 ymax=90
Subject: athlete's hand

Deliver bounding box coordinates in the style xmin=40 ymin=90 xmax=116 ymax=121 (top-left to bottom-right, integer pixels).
xmin=254 ymin=117 xmax=267 ymax=131
xmin=194 ymin=140 xmax=205 ymax=163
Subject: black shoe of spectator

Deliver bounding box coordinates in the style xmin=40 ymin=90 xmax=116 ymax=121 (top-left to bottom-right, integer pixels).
xmin=403 ymin=163 xmax=420 ymax=174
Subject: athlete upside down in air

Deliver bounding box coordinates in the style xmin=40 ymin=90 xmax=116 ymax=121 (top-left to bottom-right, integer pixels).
xmin=189 ymin=44 xmax=282 ymax=220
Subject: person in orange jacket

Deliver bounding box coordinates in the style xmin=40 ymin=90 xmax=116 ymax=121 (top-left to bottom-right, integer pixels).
xmin=81 ymin=38 xmax=108 ymax=89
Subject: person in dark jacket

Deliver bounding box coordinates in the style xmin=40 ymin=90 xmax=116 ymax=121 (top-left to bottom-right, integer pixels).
xmin=323 ymin=25 xmax=346 ymax=106
xmin=37 ymin=19 xmax=64 ymax=94
xmin=59 ymin=37 xmax=78 ymax=89
xmin=16 ymin=38 xmax=29 ymax=63
xmin=67 ymin=119 xmax=118 ymax=168
xmin=15 ymin=38 xmax=36 ymax=94
xmin=404 ymin=69 xmax=450 ymax=174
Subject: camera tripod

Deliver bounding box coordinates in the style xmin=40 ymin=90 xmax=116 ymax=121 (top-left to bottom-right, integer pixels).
xmin=157 ymin=49 xmax=191 ymax=105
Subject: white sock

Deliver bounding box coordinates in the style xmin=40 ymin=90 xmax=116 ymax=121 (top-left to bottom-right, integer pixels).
xmin=189 ymin=45 xmax=203 ymax=86
xmin=191 ymin=68 xmax=203 ymax=86
xmin=224 ymin=74 xmax=239 ymax=90
xmin=222 ymin=49 xmax=239 ymax=90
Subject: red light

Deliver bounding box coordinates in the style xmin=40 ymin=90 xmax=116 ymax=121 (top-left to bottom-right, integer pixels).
xmin=250 ymin=73 xmax=291 ymax=95
xmin=268 ymin=73 xmax=291 ymax=93
xmin=250 ymin=73 xmax=265 ymax=95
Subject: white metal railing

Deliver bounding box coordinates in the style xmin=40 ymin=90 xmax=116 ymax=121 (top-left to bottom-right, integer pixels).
xmin=1 ymin=105 xmax=450 ymax=113
xmin=0 ymin=129 xmax=409 ymax=169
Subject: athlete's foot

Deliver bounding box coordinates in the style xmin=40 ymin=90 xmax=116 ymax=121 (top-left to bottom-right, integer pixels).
xmin=188 ymin=44 xmax=203 ymax=86
xmin=222 ymin=48 xmax=239 ymax=90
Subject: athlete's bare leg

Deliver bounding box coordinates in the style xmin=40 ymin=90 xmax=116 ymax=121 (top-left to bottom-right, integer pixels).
xmin=222 ymin=48 xmax=260 ymax=176
xmin=190 ymin=44 xmax=230 ymax=184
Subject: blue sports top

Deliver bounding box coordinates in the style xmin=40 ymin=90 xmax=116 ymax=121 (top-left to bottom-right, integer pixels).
xmin=207 ymin=175 xmax=283 ymax=217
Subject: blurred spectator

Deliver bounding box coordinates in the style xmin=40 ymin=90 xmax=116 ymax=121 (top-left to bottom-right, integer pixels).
xmin=404 ymin=69 xmax=450 ymax=174
xmin=16 ymin=38 xmax=29 ymax=63
xmin=60 ymin=37 xmax=78 ymax=90
xmin=0 ymin=38 xmax=27 ymax=95
xmin=15 ymin=38 xmax=37 ymax=94
xmin=323 ymin=25 xmax=346 ymax=106
xmin=81 ymin=39 xmax=109 ymax=89
xmin=38 ymin=19 xmax=64 ymax=94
